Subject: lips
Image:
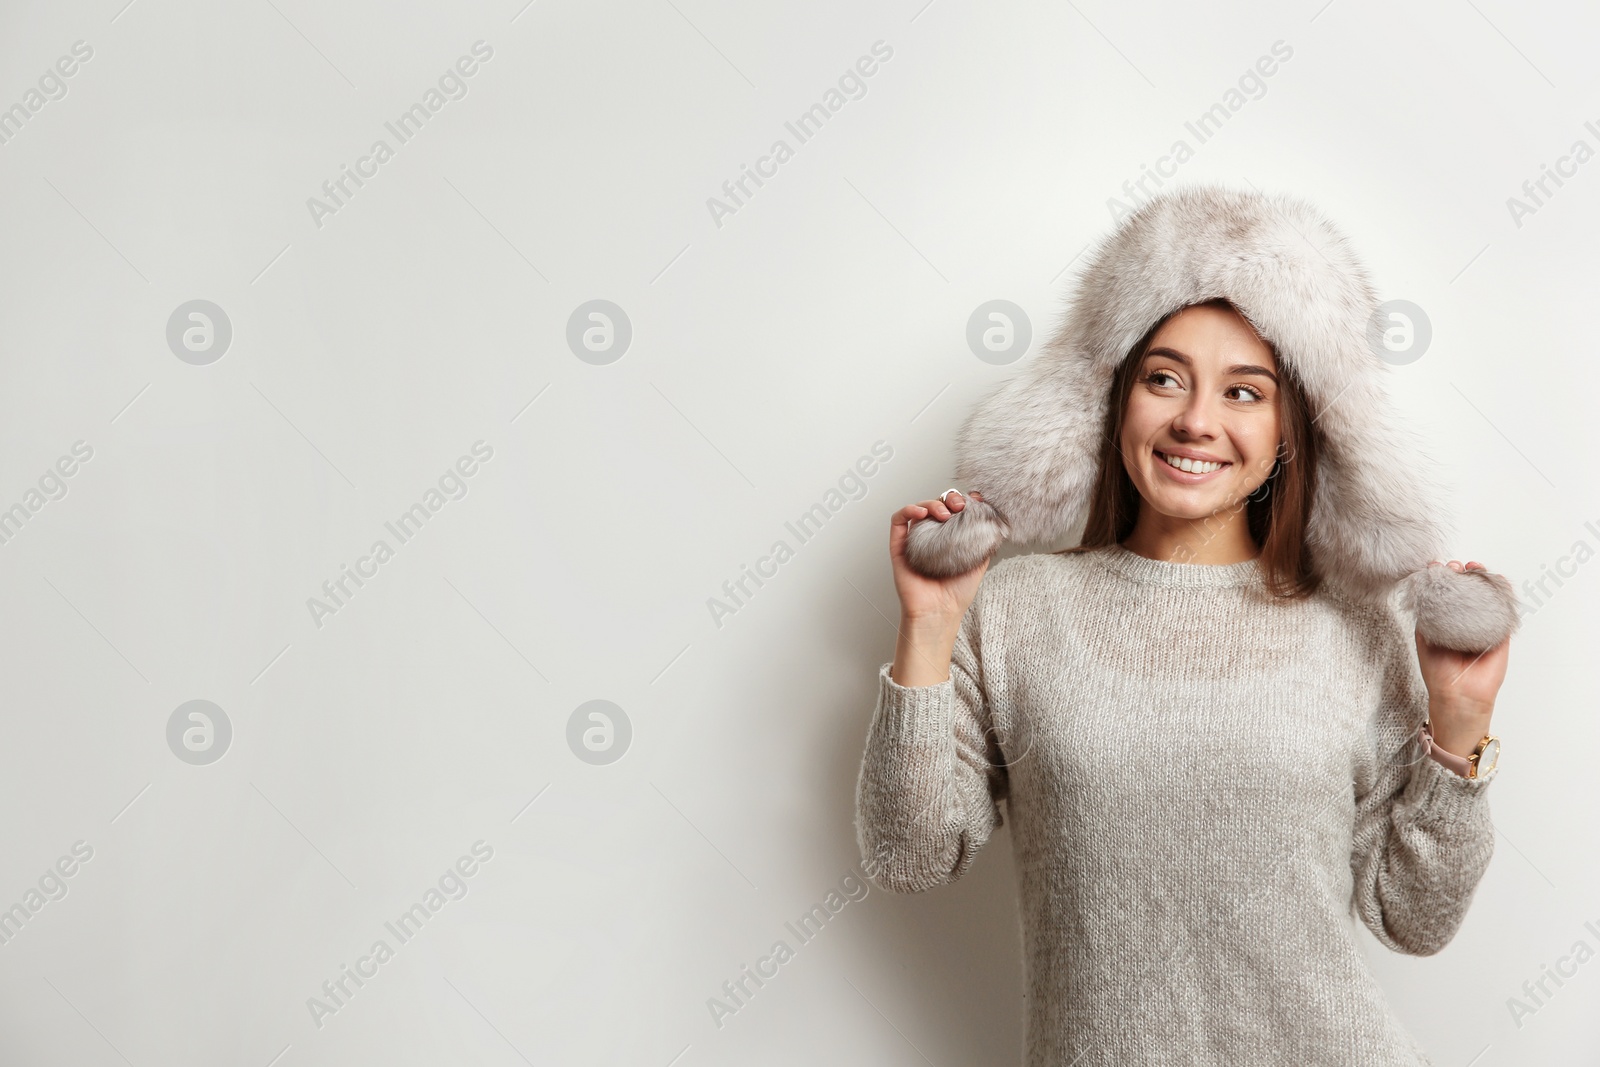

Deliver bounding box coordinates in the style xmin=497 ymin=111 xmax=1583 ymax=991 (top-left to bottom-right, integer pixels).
xmin=1155 ymin=450 xmax=1230 ymax=481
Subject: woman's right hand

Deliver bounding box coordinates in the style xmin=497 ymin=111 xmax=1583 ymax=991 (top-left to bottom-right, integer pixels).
xmin=889 ymin=490 xmax=992 ymax=626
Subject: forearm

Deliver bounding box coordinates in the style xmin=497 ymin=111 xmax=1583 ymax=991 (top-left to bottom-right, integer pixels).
xmin=891 ymin=614 xmax=961 ymax=687
xmin=1354 ymin=756 xmax=1495 ymax=955
xmin=861 ymin=607 xmax=1005 ymax=892
xmin=856 ymin=659 xmax=1005 ymax=892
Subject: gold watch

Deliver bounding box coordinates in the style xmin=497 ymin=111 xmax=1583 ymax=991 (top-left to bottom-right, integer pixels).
xmin=1467 ymin=733 xmax=1502 ymax=779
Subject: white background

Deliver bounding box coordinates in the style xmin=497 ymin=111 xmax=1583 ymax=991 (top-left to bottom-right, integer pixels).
xmin=0 ymin=0 xmax=1595 ymax=1064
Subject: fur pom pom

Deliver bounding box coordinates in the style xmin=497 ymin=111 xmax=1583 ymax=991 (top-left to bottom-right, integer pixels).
xmin=902 ymin=499 xmax=1011 ymax=579
xmin=1403 ymin=564 xmax=1521 ymax=654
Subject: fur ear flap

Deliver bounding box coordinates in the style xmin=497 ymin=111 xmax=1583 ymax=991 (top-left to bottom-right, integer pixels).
xmin=1402 ymin=564 xmax=1521 ymax=655
xmin=902 ymin=500 xmax=1011 ymax=579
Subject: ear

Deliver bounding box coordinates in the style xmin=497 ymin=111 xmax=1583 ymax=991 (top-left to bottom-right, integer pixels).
xmin=902 ymin=499 xmax=1011 ymax=578
xmin=1402 ymin=564 xmax=1521 ymax=654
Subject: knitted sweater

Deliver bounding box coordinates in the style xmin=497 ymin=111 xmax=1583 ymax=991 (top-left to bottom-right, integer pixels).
xmin=854 ymin=544 xmax=1496 ymax=1066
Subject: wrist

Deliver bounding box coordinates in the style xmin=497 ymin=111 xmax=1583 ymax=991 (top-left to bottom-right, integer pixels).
xmin=1419 ymin=718 xmax=1502 ymax=780
xmin=892 ymin=616 xmax=959 ymax=687
xmin=900 ymin=612 xmax=961 ymax=641
xmin=1428 ymin=699 xmax=1494 ymax=757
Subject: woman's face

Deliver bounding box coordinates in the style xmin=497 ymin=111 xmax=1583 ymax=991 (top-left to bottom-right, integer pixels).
xmin=1118 ymin=303 xmax=1283 ymax=524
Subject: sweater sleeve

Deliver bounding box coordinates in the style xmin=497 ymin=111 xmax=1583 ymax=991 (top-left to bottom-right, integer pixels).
xmin=854 ymin=603 xmax=1009 ymax=894
xmin=1347 ymin=610 xmax=1496 ymax=956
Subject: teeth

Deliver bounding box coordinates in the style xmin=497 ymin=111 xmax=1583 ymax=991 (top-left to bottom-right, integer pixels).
xmin=1160 ymin=452 xmax=1223 ymax=474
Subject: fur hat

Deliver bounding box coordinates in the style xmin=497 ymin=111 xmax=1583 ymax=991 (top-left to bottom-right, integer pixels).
xmin=904 ymin=183 xmax=1518 ymax=655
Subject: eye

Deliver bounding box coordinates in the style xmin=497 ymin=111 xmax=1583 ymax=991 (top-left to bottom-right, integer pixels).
xmin=1143 ymin=369 xmax=1182 ymax=389
xmin=1227 ymin=383 xmax=1267 ymax=402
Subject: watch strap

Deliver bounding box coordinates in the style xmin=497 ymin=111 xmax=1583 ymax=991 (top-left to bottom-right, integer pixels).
xmin=1418 ymin=720 xmax=1480 ymax=779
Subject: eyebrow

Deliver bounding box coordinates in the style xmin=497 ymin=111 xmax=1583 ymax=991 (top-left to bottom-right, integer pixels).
xmin=1144 ymin=347 xmax=1278 ymax=383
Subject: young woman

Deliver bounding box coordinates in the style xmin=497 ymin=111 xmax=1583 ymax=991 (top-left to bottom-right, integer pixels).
xmin=855 ymin=187 xmax=1517 ymax=1066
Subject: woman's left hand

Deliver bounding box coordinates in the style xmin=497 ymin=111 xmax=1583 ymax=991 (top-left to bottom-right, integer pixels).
xmin=1414 ymin=560 xmax=1512 ymax=756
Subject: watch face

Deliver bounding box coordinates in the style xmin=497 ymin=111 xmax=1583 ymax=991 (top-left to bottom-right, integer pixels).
xmin=1477 ymin=737 xmax=1501 ymax=777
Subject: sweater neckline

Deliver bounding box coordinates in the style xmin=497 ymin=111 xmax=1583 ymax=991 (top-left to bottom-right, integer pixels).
xmin=1086 ymin=542 xmax=1264 ymax=589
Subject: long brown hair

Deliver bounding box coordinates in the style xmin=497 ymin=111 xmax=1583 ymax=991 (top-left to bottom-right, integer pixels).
xmin=1058 ymin=298 xmax=1320 ymax=599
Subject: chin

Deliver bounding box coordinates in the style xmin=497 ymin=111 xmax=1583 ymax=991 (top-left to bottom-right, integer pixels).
xmin=1150 ymin=495 xmax=1229 ymax=521
xmin=1139 ymin=478 xmax=1253 ymax=521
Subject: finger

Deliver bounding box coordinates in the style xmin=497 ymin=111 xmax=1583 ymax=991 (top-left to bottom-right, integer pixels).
xmin=1448 ymin=560 xmax=1464 ymax=573
xmin=921 ymin=500 xmax=952 ymax=521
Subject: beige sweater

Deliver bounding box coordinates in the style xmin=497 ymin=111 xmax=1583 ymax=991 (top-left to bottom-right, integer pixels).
xmin=854 ymin=544 xmax=1496 ymax=1066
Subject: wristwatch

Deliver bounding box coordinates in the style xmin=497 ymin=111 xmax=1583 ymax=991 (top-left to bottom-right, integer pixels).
xmin=1419 ymin=719 xmax=1501 ymax=780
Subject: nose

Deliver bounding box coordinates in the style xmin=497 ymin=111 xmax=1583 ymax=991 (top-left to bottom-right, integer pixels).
xmin=1170 ymin=388 xmax=1220 ymax=440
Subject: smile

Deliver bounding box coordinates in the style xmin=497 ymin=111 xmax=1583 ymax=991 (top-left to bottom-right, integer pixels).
xmin=1156 ymin=451 xmax=1229 ymax=477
